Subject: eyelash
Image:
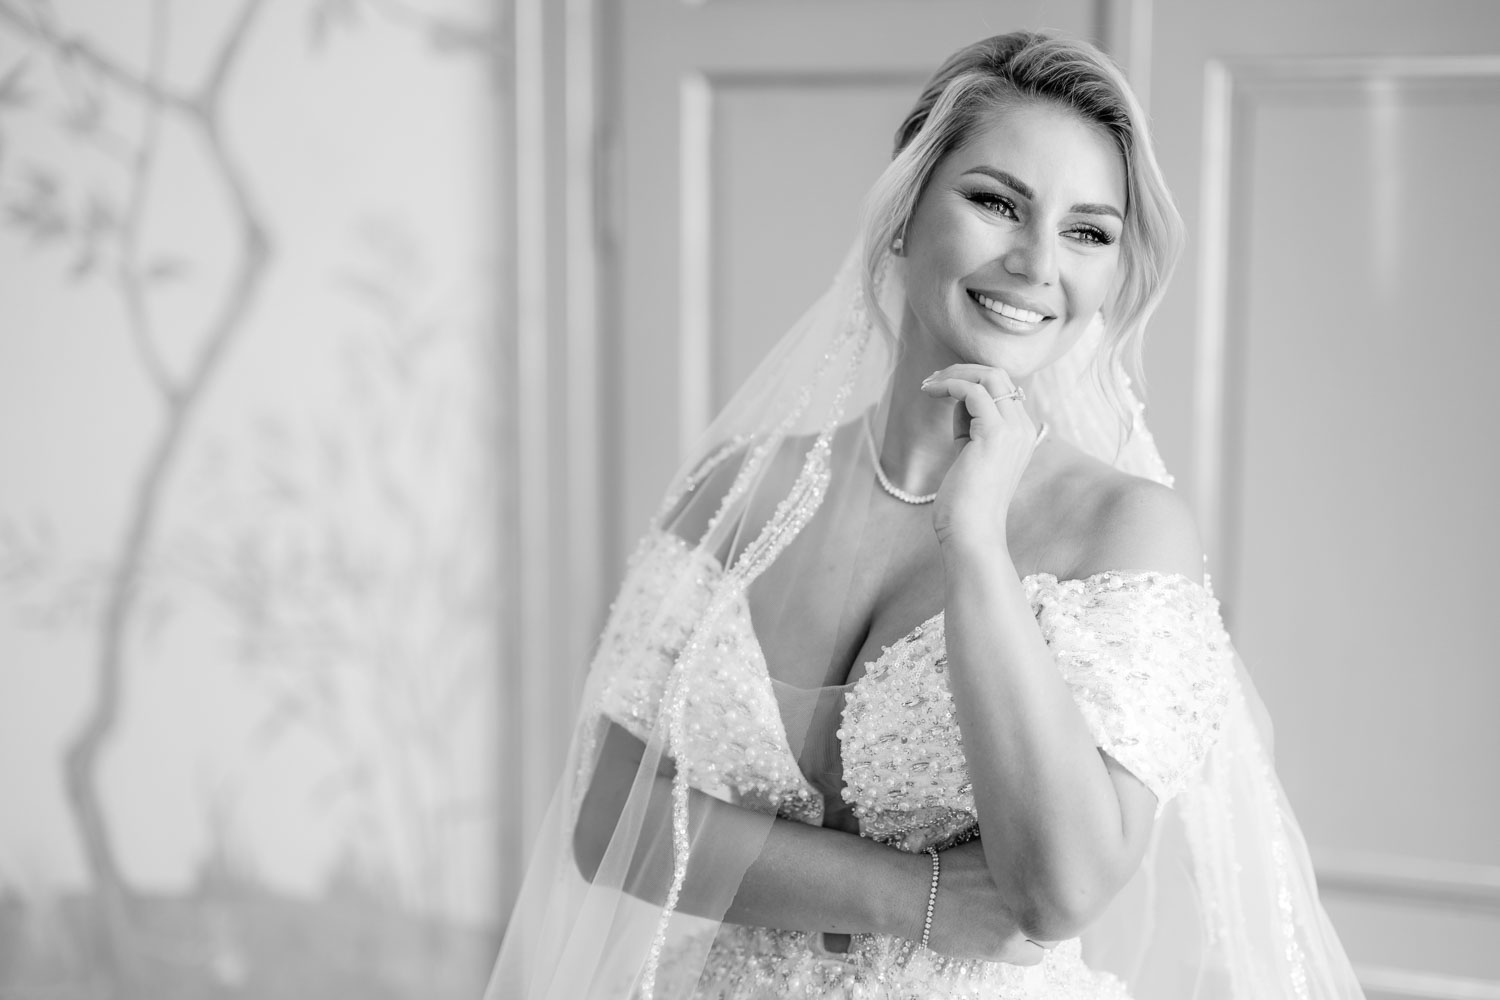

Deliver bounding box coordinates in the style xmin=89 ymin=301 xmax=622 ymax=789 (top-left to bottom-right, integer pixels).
xmin=965 ymin=191 xmax=1116 ymax=247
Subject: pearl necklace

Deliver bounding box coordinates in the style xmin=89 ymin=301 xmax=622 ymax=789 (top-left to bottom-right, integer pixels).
xmin=865 ymin=415 xmax=1050 ymax=505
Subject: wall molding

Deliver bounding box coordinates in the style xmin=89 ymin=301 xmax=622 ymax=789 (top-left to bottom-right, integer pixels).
xmin=1325 ymin=850 xmax=1500 ymax=997
xmin=1317 ymin=849 xmax=1500 ymax=915
xmin=1096 ymin=0 xmax=1152 ymax=112
xmin=1194 ymin=63 xmax=1500 ymax=994
xmin=678 ymin=71 xmax=713 ymax=454
xmin=1193 ymin=53 xmax=1500 ymax=607
xmin=673 ymin=68 xmax=927 ymax=449
xmin=499 ymin=0 xmax=610 ymax=917
xmin=499 ymin=0 xmax=547 ymax=919
xmin=1356 ymin=965 xmax=1500 ymax=1000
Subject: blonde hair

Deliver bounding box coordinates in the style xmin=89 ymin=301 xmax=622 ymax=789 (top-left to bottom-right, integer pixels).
xmin=861 ymin=30 xmax=1184 ymax=439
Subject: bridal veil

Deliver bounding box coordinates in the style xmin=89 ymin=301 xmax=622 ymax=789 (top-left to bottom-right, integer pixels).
xmin=484 ymin=28 xmax=1365 ymax=1000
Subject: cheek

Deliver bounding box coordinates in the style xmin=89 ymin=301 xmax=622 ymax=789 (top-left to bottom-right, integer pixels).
xmin=943 ymin=212 xmax=1001 ymax=270
xmin=910 ymin=232 xmax=977 ymax=312
xmin=1067 ymin=255 xmax=1121 ymax=316
xmin=1037 ymin=314 xmax=1099 ymax=372
xmin=915 ymin=199 xmax=988 ymax=268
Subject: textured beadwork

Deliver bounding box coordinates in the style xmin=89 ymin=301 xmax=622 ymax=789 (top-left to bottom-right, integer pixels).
xmin=586 ymin=526 xmax=1238 ymax=998
xmin=637 ymin=309 xmax=874 ymax=999
xmin=645 ymin=932 xmax=1133 ymax=1000
xmin=1025 ymin=569 xmax=1234 ymax=807
xmin=594 ymin=529 xmax=824 ymax=811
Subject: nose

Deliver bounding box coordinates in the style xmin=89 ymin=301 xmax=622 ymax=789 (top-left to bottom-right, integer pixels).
xmin=1001 ymin=223 xmax=1057 ymax=286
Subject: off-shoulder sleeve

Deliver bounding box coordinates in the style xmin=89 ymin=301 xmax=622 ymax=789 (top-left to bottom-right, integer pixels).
xmin=583 ymin=530 xmax=816 ymax=812
xmin=589 ymin=530 xmax=720 ymax=742
xmin=1028 ymin=571 xmax=1234 ymax=807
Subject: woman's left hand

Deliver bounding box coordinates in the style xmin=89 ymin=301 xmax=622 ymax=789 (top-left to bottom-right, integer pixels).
xmin=919 ymin=364 xmax=1042 ymax=549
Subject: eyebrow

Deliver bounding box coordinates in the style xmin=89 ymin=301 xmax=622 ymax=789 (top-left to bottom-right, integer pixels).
xmin=961 ymin=166 xmax=1123 ymax=221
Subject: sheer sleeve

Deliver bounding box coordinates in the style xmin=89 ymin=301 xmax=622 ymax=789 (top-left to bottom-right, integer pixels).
xmin=1028 ymin=571 xmax=1235 ymax=809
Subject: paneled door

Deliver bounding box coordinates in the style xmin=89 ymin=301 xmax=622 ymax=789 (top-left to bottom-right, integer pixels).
xmin=1141 ymin=3 xmax=1500 ymax=997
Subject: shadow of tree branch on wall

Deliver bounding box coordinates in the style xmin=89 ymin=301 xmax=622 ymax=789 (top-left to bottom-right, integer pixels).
xmin=0 ymin=1 xmax=274 ymax=992
xmin=0 ymin=1 xmax=505 ymax=997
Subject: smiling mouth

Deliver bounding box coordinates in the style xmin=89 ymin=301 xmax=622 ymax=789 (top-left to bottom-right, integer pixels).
xmin=968 ymin=290 xmax=1052 ymax=325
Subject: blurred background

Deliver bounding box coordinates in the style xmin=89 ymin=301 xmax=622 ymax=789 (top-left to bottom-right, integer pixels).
xmin=1 ymin=1 xmax=1497 ymax=999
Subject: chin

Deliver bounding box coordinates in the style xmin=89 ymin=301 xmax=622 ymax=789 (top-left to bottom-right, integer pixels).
xmin=959 ymin=340 xmax=1057 ymax=381
xmin=1017 ymin=325 xmax=1098 ymax=378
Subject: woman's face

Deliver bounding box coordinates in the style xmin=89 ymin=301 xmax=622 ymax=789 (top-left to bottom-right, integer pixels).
xmin=899 ymin=100 xmax=1127 ymax=379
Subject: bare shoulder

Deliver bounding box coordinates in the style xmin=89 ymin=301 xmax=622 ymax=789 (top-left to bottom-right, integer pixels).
xmin=1060 ymin=455 xmax=1205 ymax=586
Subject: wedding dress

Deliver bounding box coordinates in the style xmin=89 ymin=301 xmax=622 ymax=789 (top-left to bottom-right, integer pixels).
xmin=589 ymin=522 xmax=1231 ymax=1000
xmin=483 ymin=247 xmax=1366 ymax=999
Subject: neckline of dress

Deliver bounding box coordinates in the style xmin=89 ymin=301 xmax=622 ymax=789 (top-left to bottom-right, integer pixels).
xmin=640 ymin=526 xmax=1214 ymax=816
xmin=646 ymin=526 xmax=1210 ymax=696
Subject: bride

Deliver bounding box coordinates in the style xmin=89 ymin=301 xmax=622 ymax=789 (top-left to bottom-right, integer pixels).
xmin=486 ymin=30 xmax=1365 ymax=999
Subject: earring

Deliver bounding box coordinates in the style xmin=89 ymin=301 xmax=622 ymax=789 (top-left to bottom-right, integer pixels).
xmin=890 ymin=235 xmax=905 ymax=255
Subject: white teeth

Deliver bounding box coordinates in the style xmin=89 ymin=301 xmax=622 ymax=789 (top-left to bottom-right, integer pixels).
xmin=974 ymin=292 xmax=1046 ymax=324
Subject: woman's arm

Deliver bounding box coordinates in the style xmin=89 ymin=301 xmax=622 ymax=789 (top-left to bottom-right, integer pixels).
xmin=921 ymin=365 xmax=1206 ymax=941
xmin=575 ymin=719 xmax=1049 ymax=963
xmin=941 ymin=478 xmax=1202 ymax=941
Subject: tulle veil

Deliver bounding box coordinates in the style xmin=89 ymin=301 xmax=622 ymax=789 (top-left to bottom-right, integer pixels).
xmin=479 ymin=225 xmax=1365 ymax=998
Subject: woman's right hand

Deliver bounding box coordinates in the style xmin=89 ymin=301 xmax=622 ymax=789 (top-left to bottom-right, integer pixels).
xmin=921 ymin=840 xmax=1060 ymax=965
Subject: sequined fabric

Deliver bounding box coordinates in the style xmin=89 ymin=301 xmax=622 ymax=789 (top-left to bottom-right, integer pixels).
xmin=840 ymin=570 xmax=1235 ymax=844
xmin=1027 ymin=570 xmax=1234 ymax=806
xmin=592 ymin=529 xmax=822 ymax=815
xmin=650 ymin=933 xmax=1132 ymax=1000
xmin=589 ymin=528 xmax=1235 ymax=998
xmin=591 ymin=530 xmax=822 ymax=815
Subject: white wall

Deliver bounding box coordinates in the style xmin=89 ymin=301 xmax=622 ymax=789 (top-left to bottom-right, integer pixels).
xmin=0 ymin=1 xmax=504 ymax=995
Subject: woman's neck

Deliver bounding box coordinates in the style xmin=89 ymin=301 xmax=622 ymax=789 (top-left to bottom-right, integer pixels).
xmin=870 ymin=336 xmax=1039 ymax=498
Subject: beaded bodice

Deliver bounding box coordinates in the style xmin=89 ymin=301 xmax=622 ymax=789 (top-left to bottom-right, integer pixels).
xmin=583 ymin=527 xmax=1236 ymax=999
xmin=592 ymin=528 xmax=1234 ymax=839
